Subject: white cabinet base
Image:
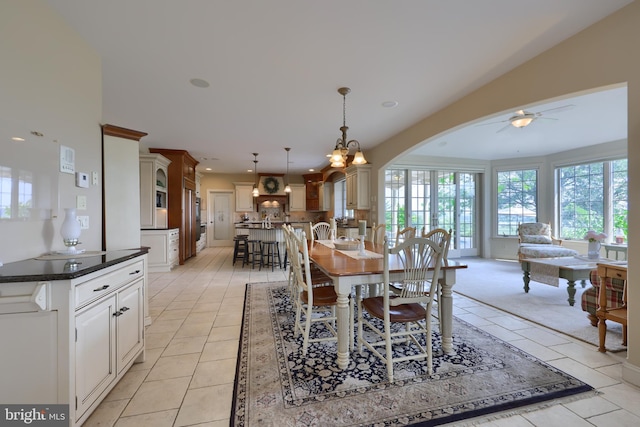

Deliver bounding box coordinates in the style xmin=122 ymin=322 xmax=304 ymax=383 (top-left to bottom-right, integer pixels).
xmin=141 ymin=228 xmax=179 ymax=272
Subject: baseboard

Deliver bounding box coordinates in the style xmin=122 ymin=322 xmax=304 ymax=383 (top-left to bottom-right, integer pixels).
xmin=622 ymin=361 xmax=640 ymax=387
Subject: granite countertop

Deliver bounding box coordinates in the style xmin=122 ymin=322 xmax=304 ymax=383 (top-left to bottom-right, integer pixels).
xmin=0 ymin=248 xmax=149 ymax=283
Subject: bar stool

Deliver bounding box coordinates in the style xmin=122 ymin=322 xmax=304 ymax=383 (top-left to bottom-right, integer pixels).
xmin=247 ymin=239 xmax=263 ymax=270
xmin=232 ymin=235 xmax=248 ymax=267
xmin=262 ymin=240 xmax=281 ymax=271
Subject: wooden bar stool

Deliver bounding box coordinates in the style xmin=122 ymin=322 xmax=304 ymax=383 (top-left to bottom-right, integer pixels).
xmin=261 ymin=240 xmax=281 ymax=271
xmin=247 ymin=239 xmax=263 ymax=270
xmin=232 ymin=235 xmax=248 ymax=267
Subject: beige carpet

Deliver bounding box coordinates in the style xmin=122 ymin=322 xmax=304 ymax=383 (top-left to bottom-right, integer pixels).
xmin=453 ymin=258 xmax=626 ymax=352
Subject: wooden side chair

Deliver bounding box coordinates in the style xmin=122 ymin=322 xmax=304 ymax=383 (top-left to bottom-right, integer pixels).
xmin=310 ymin=221 xmax=332 ymax=241
xmin=370 ymin=223 xmax=387 ymax=245
xmin=596 ymin=262 xmax=627 ymax=352
xmin=395 ymin=226 xmax=416 ymax=246
xmin=358 ymin=235 xmax=445 ymax=382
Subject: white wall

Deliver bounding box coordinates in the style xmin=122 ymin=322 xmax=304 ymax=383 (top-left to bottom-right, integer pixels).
xmin=0 ymin=0 xmax=102 ymax=263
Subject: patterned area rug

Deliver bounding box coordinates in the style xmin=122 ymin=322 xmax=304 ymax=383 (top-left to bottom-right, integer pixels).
xmin=231 ymin=282 xmax=594 ymax=426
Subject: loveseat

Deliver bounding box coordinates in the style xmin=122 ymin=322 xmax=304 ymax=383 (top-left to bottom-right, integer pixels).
xmin=581 ymin=269 xmax=625 ymax=327
xmin=517 ymin=222 xmax=578 ymax=261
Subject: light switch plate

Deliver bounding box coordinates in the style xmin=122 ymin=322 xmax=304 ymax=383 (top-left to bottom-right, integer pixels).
xmin=76 ymin=172 xmax=89 ymax=188
xmin=76 ymin=195 xmax=87 ymax=210
xmin=92 ymin=171 xmax=99 ymax=185
xmin=77 ymin=215 xmax=89 ymax=229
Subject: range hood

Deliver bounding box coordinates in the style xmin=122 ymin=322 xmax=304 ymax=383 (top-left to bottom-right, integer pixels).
xmin=255 ymin=195 xmax=288 ymax=212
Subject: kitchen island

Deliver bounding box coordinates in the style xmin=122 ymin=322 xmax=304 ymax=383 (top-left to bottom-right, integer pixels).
xmin=0 ymin=248 xmax=148 ymax=426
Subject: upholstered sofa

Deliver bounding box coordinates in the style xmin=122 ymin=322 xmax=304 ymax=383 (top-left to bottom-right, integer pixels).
xmin=517 ymin=222 xmax=578 ymax=261
xmin=581 ymin=269 xmax=625 ymax=326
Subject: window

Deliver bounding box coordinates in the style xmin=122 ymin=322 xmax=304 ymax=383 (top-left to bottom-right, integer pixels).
xmin=385 ymin=169 xmax=406 ymax=238
xmin=496 ymin=169 xmax=537 ymax=236
xmin=558 ymin=159 xmax=627 ymax=240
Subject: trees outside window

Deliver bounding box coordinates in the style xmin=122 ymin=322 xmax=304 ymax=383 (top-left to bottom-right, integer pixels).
xmin=496 ymin=169 xmax=537 ymax=236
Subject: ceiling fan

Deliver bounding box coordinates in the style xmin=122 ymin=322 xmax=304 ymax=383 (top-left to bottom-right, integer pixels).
xmin=478 ymin=104 xmax=576 ymax=133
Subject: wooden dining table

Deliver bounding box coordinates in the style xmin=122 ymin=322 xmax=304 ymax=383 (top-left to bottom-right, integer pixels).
xmin=307 ymin=239 xmax=468 ymax=370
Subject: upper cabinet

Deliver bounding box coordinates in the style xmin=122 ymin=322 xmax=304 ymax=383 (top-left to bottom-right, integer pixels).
xmin=346 ymin=165 xmax=371 ymax=210
xmin=235 ymin=183 xmax=254 ymax=212
xmin=319 ymin=181 xmax=332 ymax=212
xmin=303 ymin=173 xmax=323 ymax=211
xmin=289 ymin=184 xmax=306 ymax=211
xmin=139 ymin=153 xmax=171 ymax=229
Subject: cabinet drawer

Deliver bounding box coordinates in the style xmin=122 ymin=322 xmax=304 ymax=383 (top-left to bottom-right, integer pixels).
xmin=600 ymin=265 xmax=627 ymax=281
xmin=75 ymin=260 xmax=144 ymax=309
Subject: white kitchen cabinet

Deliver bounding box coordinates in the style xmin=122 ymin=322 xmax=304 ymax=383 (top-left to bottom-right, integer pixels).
xmin=141 ymin=228 xmax=179 ymax=272
xmin=289 ymin=184 xmax=306 ymax=211
xmin=319 ymin=181 xmax=333 ymax=211
xmin=140 ymin=153 xmax=171 ymax=229
xmin=75 ymin=278 xmax=143 ymax=418
xmin=346 ymin=165 xmax=371 ymax=210
xmin=235 ymin=183 xmax=255 ymax=212
xmin=0 ymin=251 xmax=147 ymax=427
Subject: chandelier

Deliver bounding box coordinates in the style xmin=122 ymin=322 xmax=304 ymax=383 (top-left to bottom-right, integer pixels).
xmin=284 ymin=147 xmax=292 ymax=193
xmin=329 ymin=87 xmax=367 ymax=168
xmin=252 ymin=153 xmax=259 ymax=197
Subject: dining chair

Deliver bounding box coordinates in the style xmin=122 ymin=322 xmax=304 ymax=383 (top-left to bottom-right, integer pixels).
xmin=596 ymin=262 xmax=627 ymax=352
xmin=420 ymin=228 xmax=452 ymax=322
xmin=289 ymin=230 xmax=348 ymax=355
xmin=395 ymin=226 xmax=416 ymax=246
xmin=370 ymin=223 xmax=387 ymax=245
xmin=357 ymin=235 xmax=445 ymax=382
xmin=311 ymin=221 xmax=332 ymax=241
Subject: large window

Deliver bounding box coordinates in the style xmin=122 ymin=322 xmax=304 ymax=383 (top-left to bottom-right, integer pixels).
xmin=496 ymin=169 xmax=537 ymax=236
xmin=558 ymin=158 xmax=627 ymax=239
xmin=385 ymin=168 xmax=480 ymax=256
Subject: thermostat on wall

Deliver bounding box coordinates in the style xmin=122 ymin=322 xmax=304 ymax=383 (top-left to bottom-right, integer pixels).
xmin=76 ymin=172 xmax=89 ymax=188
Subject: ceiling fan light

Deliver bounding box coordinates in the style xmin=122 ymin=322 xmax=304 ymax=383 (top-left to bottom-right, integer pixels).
xmin=352 ymin=150 xmax=367 ymax=165
xmin=511 ymin=117 xmax=534 ymax=128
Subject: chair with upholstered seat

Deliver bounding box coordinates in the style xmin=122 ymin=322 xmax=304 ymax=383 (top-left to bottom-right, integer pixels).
xmin=395 ymin=226 xmax=416 ymax=246
xmin=596 ymin=262 xmax=627 ymax=352
xmin=517 ymin=222 xmax=577 ymax=261
xmin=358 ymin=235 xmax=445 ymax=382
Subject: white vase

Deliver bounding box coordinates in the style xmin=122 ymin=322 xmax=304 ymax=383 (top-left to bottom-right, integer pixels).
xmin=61 ymin=208 xmax=81 ymax=249
xmin=587 ymin=240 xmax=601 ymax=260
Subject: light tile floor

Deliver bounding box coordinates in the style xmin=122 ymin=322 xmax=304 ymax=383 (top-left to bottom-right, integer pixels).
xmin=84 ymin=247 xmax=640 ymax=426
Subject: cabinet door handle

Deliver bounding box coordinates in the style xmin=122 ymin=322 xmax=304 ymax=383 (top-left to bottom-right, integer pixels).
xmin=129 ymin=270 xmax=141 ymax=275
xmin=94 ymin=285 xmax=109 ymax=292
xmin=112 ymin=311 xmax=122 ymax=317
xmin=120 ymin=306 xmax=130 ymax=312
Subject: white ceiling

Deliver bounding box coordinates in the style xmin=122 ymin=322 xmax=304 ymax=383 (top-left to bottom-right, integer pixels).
xmin=45 ymin=0 xmax=631 ymax=174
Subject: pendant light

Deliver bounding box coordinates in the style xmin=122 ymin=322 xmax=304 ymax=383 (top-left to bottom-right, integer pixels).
xmin=252 ymin=153 xmax=259 ymax=197
xmin=284 ymin=147 xmax=292 ymax=193
xmin=330 ymin=87 xmax=367 ymax=168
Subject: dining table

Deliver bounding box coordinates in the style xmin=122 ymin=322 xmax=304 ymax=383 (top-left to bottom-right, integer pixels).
xmin=307 ymin=239 xmax=468 ymax=370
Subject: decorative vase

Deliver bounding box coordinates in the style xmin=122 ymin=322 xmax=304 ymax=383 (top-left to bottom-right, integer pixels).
xmin=60 ymin=208 xmax=81 ymax=252
xmin=587 ymin=240 xmax=601 ymax=260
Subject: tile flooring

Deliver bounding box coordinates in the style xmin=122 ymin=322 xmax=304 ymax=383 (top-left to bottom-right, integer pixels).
xmin=84 ymin=247 xmax=640 ymax=426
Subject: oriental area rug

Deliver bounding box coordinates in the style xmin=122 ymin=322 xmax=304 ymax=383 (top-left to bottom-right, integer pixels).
xmin=230 ymin=282 xmax=594 ymax=427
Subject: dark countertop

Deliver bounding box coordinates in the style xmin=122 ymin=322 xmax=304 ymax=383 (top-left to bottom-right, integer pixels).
xmin=0 ymin=248 xmax=149 ymax=283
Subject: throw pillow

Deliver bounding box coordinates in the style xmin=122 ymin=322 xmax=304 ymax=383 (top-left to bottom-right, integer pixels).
xmin=521 ymin=234 xmax=552 ymax=244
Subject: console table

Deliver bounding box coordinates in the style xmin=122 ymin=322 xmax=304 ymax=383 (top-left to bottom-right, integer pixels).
xmin=602 ymin=243 xmax=627 ymax=260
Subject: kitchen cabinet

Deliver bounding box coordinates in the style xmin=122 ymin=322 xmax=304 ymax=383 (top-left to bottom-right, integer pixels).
xmin=346 ymin=165 xmax=371 ymax=210
xmin=149 ymin=149 xmax=199 ymax=264
xmin=139 ymin=153 xmax=171 ymax=229
xmin=319 ymin=181 xmax=332 ymax=211
xmin=303 ymin=173 xmax=323 ymax=211
xmin=235 ymin=183 xmax=255 ymax=212
xmin=0 ymin=251 xmax=147 ymax=427
xmin=102 ymin=124 xmax=147 ymax=250
xmin=141 ymin=228 xmax=179 ymax=272
xmin=289 ymin=184 xmax=306 ymax=211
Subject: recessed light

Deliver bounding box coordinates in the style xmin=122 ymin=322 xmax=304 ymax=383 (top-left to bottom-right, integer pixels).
xmin=437 ymin=140 xmax=448 ymax=147
xmin=11 ymin=137 xmax=25 ymax=142
xmin=190 ymin=78 xmax=210 ymax=88
xmin=308 ymin=169 xmax=315 ymax=172
xmin=205 ymin=167 xmax=212 ymax=171
xmin=248 ymin=169 xmax=253 ymax=173
xmin=382 ymin=101 xmax=398 ymax=108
